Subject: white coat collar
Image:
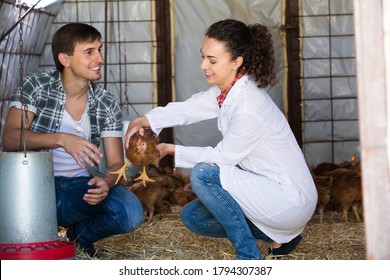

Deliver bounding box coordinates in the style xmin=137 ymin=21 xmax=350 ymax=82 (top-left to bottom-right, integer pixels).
xmin=221 ymin=74 xmax=250 ymax=106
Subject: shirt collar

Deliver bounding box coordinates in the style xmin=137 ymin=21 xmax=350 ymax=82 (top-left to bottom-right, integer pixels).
xmin=216 ymin=70 xmax=245 ymax=107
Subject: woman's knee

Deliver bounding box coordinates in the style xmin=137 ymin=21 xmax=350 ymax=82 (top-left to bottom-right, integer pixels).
xmin=180 ymin=203 xmax=192 ymax=229
xmin=180 ymin=200 xmax=202 ymax=233
xmin=181 ymin=198 xmax=198 ymax=219
xmin=190 ymin=163 xmax=219 ymax=192
xmin=180 ymin=199 xmax=227 ymax=238
xmin=191 ymin=162 xmax=214 ymax=179
xmin=190 ymin=163 xmax=223 ymax=201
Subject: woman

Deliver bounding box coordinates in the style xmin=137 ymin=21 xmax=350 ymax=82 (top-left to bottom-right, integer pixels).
xmin=125 ymin=19 xmax=318 ymax=260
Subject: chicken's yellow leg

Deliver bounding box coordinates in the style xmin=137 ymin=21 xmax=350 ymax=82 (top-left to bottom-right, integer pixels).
xmin=134 ymin=165 xmax=155 ymax=186
xmin=110 ymin=159 xmax=130 ymax=185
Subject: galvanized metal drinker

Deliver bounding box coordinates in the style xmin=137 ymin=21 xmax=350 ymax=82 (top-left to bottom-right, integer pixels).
xmin=0 ymin=6 xmax=75 ymax=259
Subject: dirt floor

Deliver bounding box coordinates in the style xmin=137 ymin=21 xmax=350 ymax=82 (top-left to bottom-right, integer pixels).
xmin=61 ymin=206 xmax=366 ymax=260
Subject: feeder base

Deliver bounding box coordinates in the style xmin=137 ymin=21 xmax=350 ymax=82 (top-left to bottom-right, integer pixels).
xmin=0 ymin=240 xmax=76 ymax=260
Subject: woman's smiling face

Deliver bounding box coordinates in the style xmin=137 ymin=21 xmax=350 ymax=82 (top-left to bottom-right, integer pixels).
xmin=200 ymin=36 xmax=242 ymax=91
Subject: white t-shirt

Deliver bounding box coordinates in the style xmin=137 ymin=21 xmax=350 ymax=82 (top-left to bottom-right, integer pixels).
xmin=52 ymin=107 xmax=90 ymax=177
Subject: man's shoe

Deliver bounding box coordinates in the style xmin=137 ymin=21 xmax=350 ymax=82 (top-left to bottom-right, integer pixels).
xmin=269 ymin=235 xmax=302 ymax=256
xmin=66 ymin=225 xmax=97 ymax=258
xmin=80 ymin=244 xmax=98 ymax=258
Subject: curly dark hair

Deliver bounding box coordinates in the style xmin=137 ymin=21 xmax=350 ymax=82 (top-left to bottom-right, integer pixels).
xmin=205 ymin=19 xmax=276 ymax=88
xmin=52 ymin=23 xmax=102 ymax=72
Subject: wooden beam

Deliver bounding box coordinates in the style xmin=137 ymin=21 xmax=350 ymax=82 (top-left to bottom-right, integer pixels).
xmin=354 ymin=0 xmax=390 ymax=259
xmin=284 ymin=0 xmax=302 ymax=146
xmin=155 ymin=0 xmax=174 ymax=169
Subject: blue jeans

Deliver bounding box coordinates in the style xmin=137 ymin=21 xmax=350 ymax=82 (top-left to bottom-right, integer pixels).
xmin=181 ymin=163 xmax=272 ymax=260
xmin=55 ymin=176 xmax=143 ymax=247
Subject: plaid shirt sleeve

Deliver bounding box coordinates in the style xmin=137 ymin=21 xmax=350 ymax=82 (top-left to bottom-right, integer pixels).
xmin=9 ymin=69 xmax=64 ymax=134
xmin=90 ymin=83 xmax=123 ymax=139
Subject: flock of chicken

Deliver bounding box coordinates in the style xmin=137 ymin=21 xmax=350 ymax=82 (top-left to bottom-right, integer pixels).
xmin=310 ymin=159 xmax=363 ymax=223
xmin=122 ymin=164 xmax=196 ymax=222
xmin=121 ymin=159 xmax=363 ymax=224
xmin=113 ymin=126 xmax=363 ymax=224
xmin=109 ymin=127 xmax=195 ymax=222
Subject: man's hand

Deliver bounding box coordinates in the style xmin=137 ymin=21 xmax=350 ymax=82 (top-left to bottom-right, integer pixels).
xmin=60 ymin=133 xmax=103 ymax=168
xmin=83 ymin=177 xmax=109 ymax=205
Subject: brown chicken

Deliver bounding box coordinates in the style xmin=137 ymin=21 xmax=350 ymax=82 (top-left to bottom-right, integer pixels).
xmin=111 ymin=127 xmax=160 ymax=186
xmin=313 ymin=175 xmax=334 ymax=223
xmin=311 ymin=159 xmax=363 ymax=223
xmin=154 ymin=200 xmax=173 ymax=216
xmin=169 ymin=187 xmax=197 ymax=207
xmin=123 ymin=164 xmax=197 ymax=221
xmin=338 ymin=158 xmax=361 ymax=172
xmin=311 ymin=162 xmax=340 ymax=176
xmin=148 ymin=164 xmax=197 ymax=206
xmin=128 ymin=180 xmax=170 ymax=222
xmin=326 ymin=168 xmax=363 ymax=223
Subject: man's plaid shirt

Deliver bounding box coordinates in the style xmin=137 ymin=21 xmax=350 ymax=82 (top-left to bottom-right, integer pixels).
xmin=9 ymin=68 xmax=123 ymax=148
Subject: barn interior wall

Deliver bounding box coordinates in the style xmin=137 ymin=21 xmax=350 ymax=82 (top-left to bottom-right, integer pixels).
xmin=172 ymin=0 xmax=283 ymax=163
xmin=37 ymin=0 xmax=156 ymax=121
xmin=0 ymin=0 xmax=60 ymax=148
xmin=0 ymin=0 xmax=360 ymax=168
xmin=300 ymin=0 xmax=359 ymax=166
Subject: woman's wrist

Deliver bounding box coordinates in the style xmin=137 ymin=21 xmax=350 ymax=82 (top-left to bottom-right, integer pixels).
xmin=168 ymin=144 xmax=175 ymax=155
xmin=138 ymin=116 xmax=149 ymax=128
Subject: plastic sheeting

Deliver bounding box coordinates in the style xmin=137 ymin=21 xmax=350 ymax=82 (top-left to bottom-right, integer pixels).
xmin=173 ymin=0 xmax=282 ymax=153
xmin=301 ymin=0 xmax=359 ymax=165
xmin=0 ymin=0 xmax=61 ymax=148
xmin=37 ymin=0 xmax=155 ymax=121
xmin=0 ymin=0 xmax=154 ymax=151
xmin=36 ymin=0 xmax=153 ymax=175
xmin=0 ymin=0 xmax=360 ymax=167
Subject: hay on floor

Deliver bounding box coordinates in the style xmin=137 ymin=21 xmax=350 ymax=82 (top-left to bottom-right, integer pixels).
xmin=59 ymin=206 xmax=365 ymax=260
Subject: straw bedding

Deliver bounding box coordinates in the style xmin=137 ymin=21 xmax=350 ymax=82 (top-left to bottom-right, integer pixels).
xmin=59 ymin=206 xmax=365 ymax=260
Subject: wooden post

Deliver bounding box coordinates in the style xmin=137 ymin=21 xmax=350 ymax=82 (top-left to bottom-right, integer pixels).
xmin=155 ymin=0 xmax=174 ymax=169
xmin=284 ymin=0 xmax=302 ymax=146
xmin=354 ymin=0 xmax=390 ymax=259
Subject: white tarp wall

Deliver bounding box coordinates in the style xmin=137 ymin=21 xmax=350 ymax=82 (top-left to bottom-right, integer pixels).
xmin=1 ymin=0 xmax=360 ymax=168
xmin=301 ymin=0 xmax=359 ymax=166
xmin=37 ymin=0 xmax=155 ymax=173
xmin=172 ymin=0 xmax=283 ymax=152
xmin=173 ymin=0 xmax=359 ymax=168
xmin=0 ymin=0 xmax=61 ymax=149
xmin=38 ymin=0 xmax=156 ymax=121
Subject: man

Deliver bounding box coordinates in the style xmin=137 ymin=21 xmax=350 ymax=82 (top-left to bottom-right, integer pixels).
xmin=2 ymin=23 xmax=143 ymax=257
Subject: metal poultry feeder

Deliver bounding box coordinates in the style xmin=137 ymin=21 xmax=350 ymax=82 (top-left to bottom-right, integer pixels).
xmin=0 ymin=152 xmax=57 ymax=243
xmin=0 ymin=152 xmax=75 ymax=259
xmin=0 ymin=4 xmax=75 ymax=259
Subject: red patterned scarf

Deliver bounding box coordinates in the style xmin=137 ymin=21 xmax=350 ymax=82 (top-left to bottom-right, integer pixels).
xmin=216 ymin=70 xmax=245 ymax=107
